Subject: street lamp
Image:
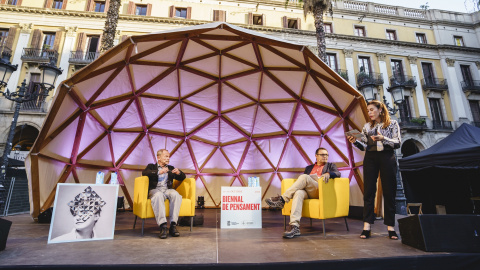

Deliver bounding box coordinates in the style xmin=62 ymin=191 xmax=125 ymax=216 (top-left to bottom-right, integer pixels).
xmin=0 ymin=52 xmax=62 ymax=209
xmin=359 ymin=83 xmax=376 ymax=102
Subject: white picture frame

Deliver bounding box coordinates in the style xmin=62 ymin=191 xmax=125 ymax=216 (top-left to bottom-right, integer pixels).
xmin=47 ymin=183 xmax=119 ymax=244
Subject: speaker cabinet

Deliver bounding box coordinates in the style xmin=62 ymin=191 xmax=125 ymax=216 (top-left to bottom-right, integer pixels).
xmin=398 ymin=214 xmax=480 ymax=252
xmin=0 ymin=218 xmax=12 ymax=251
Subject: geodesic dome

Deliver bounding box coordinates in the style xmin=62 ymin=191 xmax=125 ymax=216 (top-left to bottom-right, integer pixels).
xmin=26 ymin=22 xmax=368 ymax=217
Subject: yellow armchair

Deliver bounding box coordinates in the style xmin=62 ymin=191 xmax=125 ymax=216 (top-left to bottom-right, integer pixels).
xmin=133 ymin=176 xmax=196 ymax=236
xmin=281 ymin=177 xmax=350 ymax=237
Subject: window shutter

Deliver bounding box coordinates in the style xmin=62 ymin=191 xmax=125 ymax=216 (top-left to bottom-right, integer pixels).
xmin=16 ymin=0 xmax=22 ymax=6
xmin=53 ymin=30 xmax=63 ymax=51
xmin=282 ymin=16 xmax=287 ymax=28
xmin=62 ymin=0 xmax=67 ymax=9
xmin=75 ymin=32 xmax=86 ymax=51
xmin=30 ymin=29 xmax=42 ymax=49
xmin=186 ymin=7 xmax=192 ymax=19
xmin=248 ymin=12 xmax=253 ymax=24
xmin=98 ymin=33 xmax=103 ymax=51
xmin=85 ymin=0 xmax=92 ymax=11
xmin=146 ymin=3 xmax=152 ymax=16
xmin=0 ymin=0 xmax=6 ymax=4
xmin=169 ymin=5 xmax=175 ymax=17
xmin=104 ymin=0 xmax=110 ymax=12
xmin=44 ymin=0 xmax=53 ymax=8
xmin=261 ymin=14 xmax=265 ymax=26
xmin=5 ymin=27 xmax=17 ymax=49
xmin=296 ymin=18 xmax=301 ymax=29
xmin=127 ymin=1 xmax=135 ymax=15
xmin=220 ymin=10 xmax=226 ymax=22
xmin=213 ymin=10 xmax=218 ymax=21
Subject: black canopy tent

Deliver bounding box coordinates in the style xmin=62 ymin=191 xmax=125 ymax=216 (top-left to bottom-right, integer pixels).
xmin=398 ymin=123 xmax=480 ymax=214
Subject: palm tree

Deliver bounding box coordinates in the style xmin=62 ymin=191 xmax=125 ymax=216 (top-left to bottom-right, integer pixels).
xmin=100 ymin=0 xmax=121 ymax=53
xmin=287 ymin=0 xmax=334 ymax=62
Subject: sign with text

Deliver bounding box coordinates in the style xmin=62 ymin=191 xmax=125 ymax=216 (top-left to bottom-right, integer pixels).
xmin=221 ymin=187 xmax=262 ymax=229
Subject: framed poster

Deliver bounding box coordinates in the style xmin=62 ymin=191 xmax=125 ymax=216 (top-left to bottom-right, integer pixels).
xmin=48 ymin=184 xmax=119 ymax=244
xmin=221 ymin=186 xmax=262 ymax=228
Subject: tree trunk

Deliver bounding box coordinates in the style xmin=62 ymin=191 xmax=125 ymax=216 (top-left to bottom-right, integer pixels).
xmin=100 ymin=0 xmax=121 ymax=53
xmin=313 ymin=4 xmax=326 ymax=62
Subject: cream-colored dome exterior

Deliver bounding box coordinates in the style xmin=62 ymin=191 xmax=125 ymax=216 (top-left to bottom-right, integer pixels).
xmin=26 ymin=22 xmax=368 ymax=217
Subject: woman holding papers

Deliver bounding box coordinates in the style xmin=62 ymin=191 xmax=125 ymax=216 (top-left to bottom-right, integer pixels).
xmin=347 ymin=100 xmax=401 ymax=240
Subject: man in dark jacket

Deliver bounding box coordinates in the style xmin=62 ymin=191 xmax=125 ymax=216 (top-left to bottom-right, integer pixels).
xmin=265 ymin=147 xmax=341 ymax=239
xmin=142 ymin=149 xmax=186 ymax=239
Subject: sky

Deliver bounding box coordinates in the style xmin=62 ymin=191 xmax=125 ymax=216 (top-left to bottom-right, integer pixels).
xmin=356 ymin=0 xmax=477 ymax=13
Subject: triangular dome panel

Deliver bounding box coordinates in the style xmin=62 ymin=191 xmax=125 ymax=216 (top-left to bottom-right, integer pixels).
xmin=185 ymin=84 xmax=218 ymax=112
xmin=138 ymin=41 xmax=181 ymax=63
xmin=75 ymin=69 xmax=117 ymax=102
xmin=292 ymin=105 xmax=320 ymax=133
xmin=92 ymin=100 xmax=130 ymax=127
xmin=252 ymin=107 xmax=284 ymax=135
xmin=97 ymin=68 xmax=133 ymax=101
xmin=114 ymin=101 xmax=143 ymax=129
xmin=223 ymin=106 xmax=255 ymax=135
xmin=40 ymin=118 xmax=79 ymax=160
xmin=149 ymin=135 xmax=183 ymax=158
xmin=263 ymin=103 xmax=296 ymax=130
xmin=227 ymin=43 xmax=258 ymax=66
xmin=47 ymin=94 xmax=80 ymax=138
xmin=189 ymin=140 xmax=216 ymax=168
xmin=306 ymin=105 xmax=339 ymax=131
xmin=219 ymin=119 xmax=245 ymax=143
xmin=321 ymin=79 xmax=354 ymax=111
xmin=110 ymin=132 xmax=139 ymax=164
xmin=143 ymin=71 xmax=179 ymax=98
xmin=182 ymin=40 xmax=215 ymax=62
xmin=140 ymin=97 xmax=176 ymax=126
xmin=221 ymin=56 xmax=255 ymax=77
xmin=279 ymin=140 xmax=308 ymax=169
xmin=226 ymin=72 xmax=261 ymax=100
xmin=152 ymin=104 xmax=184 ymax=134
xmin=302 ymin=75 xmax=335 ymax=108
xmin=186 ymin=55 xmax=219 ymax=77
xmin=294 ymin=136 xmax=320 ymax=164
xmin=204 ymin=40 xmax=241 ymax=50
xmin=179 ymin=69 xmax=216 ymax=97
xmin=259 ymin=75 xmax=294 ymax=101
xmin=169 ymin=141 xmax=195 ymax=170
xmin=192 ymin=119 xmax=219 ymax=143
xmin=202 ymin=149 xmax=234 ymax=172
xmin=259 ymin=46 xmax=297 ymax=68
xmin=123 ymin=136 xmax=155 ymax=166
xmin=269 ymin=70 xmax=305 ymax=96
xmin=221 ymin=142 xmax=248 ymax=170
xmin=183 ymin=104 xmax=214 ymax=133
xmin=254 ymin=137 xmax=287 ymax=169
xmin=78 ymin=133 xmax=113 ymax=166
xmin=96 ymin=48 xmax=128 ymax=70
xmin=131 ymin=64 xmax=170 ymax=90
xmin=241 ymin=143 xmax=273 ymax=171
xmin=308 ymin=57 xmax=337 ymax=81
xmin=220 ymin=84 xmax=253 ymax=112
xmin=272 ymin=45 xmax=306 ymax=66
xmin=135 ymin=40 xmax=170 ymax=54
xmin=77 ymin=114 xmax=107 ymax=156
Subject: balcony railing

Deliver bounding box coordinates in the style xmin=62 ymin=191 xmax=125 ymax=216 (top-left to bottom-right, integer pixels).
xmin=69 ymin=51 xmax=100 ymax=65
xmin=21 ymin=48 xmax=59 ymax=63
xmin=334 ymin=69 xmax=349 ymax=81
xmin=398 ymin=117 xmax=427 ymax=130
xmin=20 ymin=83 xmax=48 ymax=112
xmin=472 ymin=122 xmax=480 ymax=128
xmin=432 ymin=120 xmax=453 ymax=130
xmin=421 ymin=78 xmax=448 ymax=91
xmin=356 ymin=72 xmax=384 ymax=88
xmin=390 ymin=75 xmax=417 ymax=88
xmin=461 ymin=80 xmax=480 ymax=92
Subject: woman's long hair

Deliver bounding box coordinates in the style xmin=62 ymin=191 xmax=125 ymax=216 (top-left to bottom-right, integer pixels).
xmin=367 ymin=100 xmax=391 ymax=129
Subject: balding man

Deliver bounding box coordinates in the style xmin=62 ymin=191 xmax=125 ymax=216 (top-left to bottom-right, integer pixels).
xmin=142 ymin=149 xmax=186 ymax=239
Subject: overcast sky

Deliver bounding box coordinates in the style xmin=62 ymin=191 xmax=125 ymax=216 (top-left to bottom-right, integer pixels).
xmin=356 ymin=0 xmax=477 ymax=13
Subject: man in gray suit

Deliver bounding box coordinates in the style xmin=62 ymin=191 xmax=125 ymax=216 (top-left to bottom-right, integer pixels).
xmin=265 ymin=147 xmax=341 ymax=238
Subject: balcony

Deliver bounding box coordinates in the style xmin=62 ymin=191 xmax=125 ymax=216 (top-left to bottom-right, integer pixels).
xmin=390 ymin=75 xmax=417 ymax=88
xmin=432 ymin=120 xmax=453 ymax=130
xmin=69 ymin=51 xmax=100 ymax=65
xmin=356 ymin=72 xmax=384 ymax=88
xmin=398 ymin=117 xmax=427 ymax=130
xmin=334 ymin=69 xmax=349 ymax=81
xmin=421 ymin=78 xmax=448 ymax=91
xmin=19 ymin=83 xmax=48 ymax=113
xmin=461 ymin=80 xmax=480 ymax=93
xmin=21 ymin=48 xmax=59 ymax=63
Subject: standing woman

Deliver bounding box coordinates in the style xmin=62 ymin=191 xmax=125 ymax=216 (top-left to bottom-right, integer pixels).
xmin=347 ymin=100 xmax=401 ymax=240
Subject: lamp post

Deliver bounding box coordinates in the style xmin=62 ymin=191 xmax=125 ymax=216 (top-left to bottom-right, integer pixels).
xmin=360 ymin=84 xmax=408 ymax=215
xmin=0 ymin=52 xmax=62 ymax=209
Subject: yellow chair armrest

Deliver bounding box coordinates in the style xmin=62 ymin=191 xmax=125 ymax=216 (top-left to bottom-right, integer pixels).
xmin=317 ymin=177 xmax=350 ymax=219
xmin=281 ymin=178 xmax=296 ymax=194
xmin=175 ymin=178 xmax=196 ymax=216
xmin=133 ymin=176 xmax=149 ymax=218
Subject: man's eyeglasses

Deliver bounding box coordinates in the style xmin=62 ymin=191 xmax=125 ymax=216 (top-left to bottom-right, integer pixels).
xmin=316 ymin=154 xmax=329 ymax=157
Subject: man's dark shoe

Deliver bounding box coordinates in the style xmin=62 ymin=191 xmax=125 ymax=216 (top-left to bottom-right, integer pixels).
xmin=169 ymin=222 xmax=180 ymax=237
xmin=265 ymin=195 xmax=285 ymax=209
xmin=283 ymin=225 xmax=300 ymax=239
xmin=159 ymin=223 xmax=168 ymax=239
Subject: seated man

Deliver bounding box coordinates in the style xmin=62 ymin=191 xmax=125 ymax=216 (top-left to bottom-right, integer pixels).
xmin=265 ymin=147 xmax=341 ymax=239
xmin=142 ymin=149 xmax=186 ymax=239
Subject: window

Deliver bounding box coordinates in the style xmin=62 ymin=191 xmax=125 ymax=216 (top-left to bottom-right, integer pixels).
xmin=287 ymin=19 xmax=298 ymax=29
xmin=386 ymin=30 xmax=397 ymax=41
xmin=421 ymin=63 xmax=435 ymax=85
xmin=85 ymin=35 xmax=99 ymax=59
xmin=454 ymin=36 xmax=465 ymax=46
xmin=461 ymin=65 xmax=473 ymax=86
xmin=213 ymin=10 xmax=226 ymax=22
xmin=429 ymin=98 xmax=444 ymax=122
xmin=358 ymin=56 xmax=371 ymax=74
xmin=469 ymin=100 xmax=480 ymax=124
xmin=43 ymin=33 xmax=56 ymax=50
xmin=253 ymin=15 xmax=263 ymax=25
xmin=94 ymin=1 xmax=105 ymax=12
xmin=324 ymin=23 xmax=332 ymax=34
xmin=136 ymin=5 xmax=147 ymax=16
xmin=416 ymin=33 xmax=427 ymax=44
xmin=7 ymin=0 xmax=18 ymax=5
xmin=175 ymin=7 xmax=187 ymax=18
xmin=354 ymin=26 xmax=365 ymax=37
xmin=391 ymin=60 xmax=404 ymax=79
xmin=326 ymin=53 xmax=338 ymax=71
xmin=0 ymin=29 xmax=8 ymax=48
xmin=52 ymin=0 xmax=63 ymax=9
xmin=399 ymin=96 xmax=412 ymax=121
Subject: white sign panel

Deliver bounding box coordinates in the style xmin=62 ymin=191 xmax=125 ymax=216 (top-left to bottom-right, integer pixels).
xmin=221 ymin=186 xmax=262 ymax=228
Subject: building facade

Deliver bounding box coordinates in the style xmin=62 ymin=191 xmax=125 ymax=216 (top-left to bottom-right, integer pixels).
xmin=1 ymin=0 xmax=479 ymax=159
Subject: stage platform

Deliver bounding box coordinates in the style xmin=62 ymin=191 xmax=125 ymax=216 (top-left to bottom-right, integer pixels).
xmin=0 ymin=209 xmax=479 ymax=270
